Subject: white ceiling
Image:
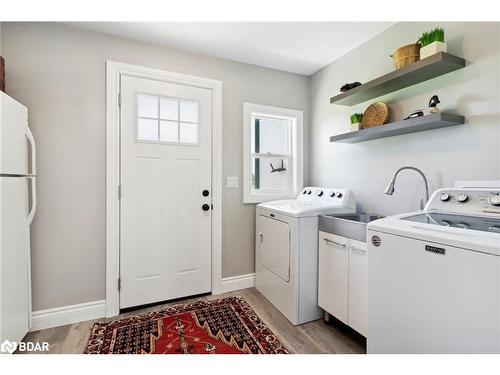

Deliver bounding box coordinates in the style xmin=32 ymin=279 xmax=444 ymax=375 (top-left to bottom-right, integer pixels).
xmin=72 ymin=22 xmax=395 ymax=75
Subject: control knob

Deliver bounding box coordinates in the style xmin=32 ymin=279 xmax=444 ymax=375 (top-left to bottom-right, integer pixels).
xmin=456 ymin=194 xmax=468 ymax=203
xmin=307 ymin=190 xmax=312 ymax=195
xmin=317 ymin=190 xmax=324 ymax=197
xmin=487 ymin=193 xmax=500 ymax=206
xmin=335 ymin=192 xmax=343 ymax=198
xmin=440 ymin=193 xmax=450 ymax=202
xmin=329 ymin=191 xmax=335 ymax=197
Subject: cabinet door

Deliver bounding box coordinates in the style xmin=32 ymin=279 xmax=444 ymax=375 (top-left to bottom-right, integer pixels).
xmin=318 ymin=231 xmax=348 ymax=323
xmin=348 ymin=239 xmax=367 ymax=336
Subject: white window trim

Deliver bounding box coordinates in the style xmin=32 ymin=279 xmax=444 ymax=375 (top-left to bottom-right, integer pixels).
xmin=243 ymin=103 xmax=303 ymax=204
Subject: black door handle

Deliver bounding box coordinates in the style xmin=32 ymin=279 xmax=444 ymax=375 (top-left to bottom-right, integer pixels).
xmin=202 ymin=204 xmax=211 ymax=211
xmin=202 ymin=189 xmax=210 ymax=197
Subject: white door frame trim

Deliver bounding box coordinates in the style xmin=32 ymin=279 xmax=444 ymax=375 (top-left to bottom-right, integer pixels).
xmin=105 ymin=61 xmax=223 ymax=317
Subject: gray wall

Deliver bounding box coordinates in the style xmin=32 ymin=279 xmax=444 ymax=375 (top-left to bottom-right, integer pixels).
xmin=4 ymin=21 xmax=498 ymax=312
xmin=1 ymin=22 xmax=310 ymax=311
xmin=310 ymin=22 xmax=500 ymax=216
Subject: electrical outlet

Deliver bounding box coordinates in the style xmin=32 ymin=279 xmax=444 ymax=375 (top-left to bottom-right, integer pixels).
xmin=226 ymin=176 xmax=239 ymax=189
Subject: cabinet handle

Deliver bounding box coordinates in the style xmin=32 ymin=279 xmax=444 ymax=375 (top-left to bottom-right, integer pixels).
xmin=324 ymin=238 xmax=346 ymax=248
xmin=350 ymin=246 xmax=366 ymax=253
xmin=259 ymin=233 xmax=264 ymax=246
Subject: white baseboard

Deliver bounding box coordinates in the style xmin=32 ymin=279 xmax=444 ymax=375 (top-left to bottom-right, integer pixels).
xmin=31 ymin=274 xmax=255 ymax=331
xmin=31 ymin=300 xmax=105 ymax=332
xmin=215 ymin=273 xmax=255 ymax=294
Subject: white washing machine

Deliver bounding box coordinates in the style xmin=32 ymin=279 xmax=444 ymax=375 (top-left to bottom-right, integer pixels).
xmin=367 ymin=185 xmax=500 ymax=353
xmin=255 ymin=186 xmax=356 ymax=325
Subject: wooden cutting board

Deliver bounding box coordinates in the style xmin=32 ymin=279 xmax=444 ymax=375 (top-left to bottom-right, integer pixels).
xmin=362 ymin=102 xmax=389 ymax=129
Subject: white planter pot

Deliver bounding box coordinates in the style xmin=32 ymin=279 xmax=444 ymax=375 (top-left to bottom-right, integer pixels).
xmin=351 ymin=122 xmax=361 ymax=131
xmin=420 ymin=41 xmax=447 ymax=60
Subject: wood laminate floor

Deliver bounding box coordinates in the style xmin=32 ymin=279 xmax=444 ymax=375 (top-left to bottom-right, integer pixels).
xmin=21 ymin=288 xmax=366 ymax=354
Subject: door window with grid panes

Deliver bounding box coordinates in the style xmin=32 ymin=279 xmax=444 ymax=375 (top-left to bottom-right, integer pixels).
xmin=136 ymin=94 xmax=199 ymax=145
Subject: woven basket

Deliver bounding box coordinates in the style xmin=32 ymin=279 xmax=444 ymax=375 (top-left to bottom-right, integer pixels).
xmin=391 ymin=43 xmax=421 ymax=70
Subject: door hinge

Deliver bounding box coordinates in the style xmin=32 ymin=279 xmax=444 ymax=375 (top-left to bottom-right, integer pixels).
xmin=118 ymin=278 xmax=121 ymax=291
xmin=118 ymin=92 xmax=122 ymax=107
xmin=118 ymin=184 xmax=121 ymax=199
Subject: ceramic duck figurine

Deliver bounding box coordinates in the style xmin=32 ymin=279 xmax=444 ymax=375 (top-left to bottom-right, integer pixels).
xmin=428 ymin=95 xmax=440 ymax=113
xmin=404 ymin=95 xmax=442 ymax=120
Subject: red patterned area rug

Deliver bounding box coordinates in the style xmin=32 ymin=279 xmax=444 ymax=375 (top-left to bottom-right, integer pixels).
xmin=84 ymin=296 xmax=289 ymax=354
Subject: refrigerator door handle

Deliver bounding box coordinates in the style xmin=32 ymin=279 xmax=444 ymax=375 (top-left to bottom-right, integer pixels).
xmin=25 ymin=123 xmax=36 ymax=175
xmin=25 ymin=123 xmax=37 ymax=225
xmin=26 ymin=176 xmax=37 ymax=226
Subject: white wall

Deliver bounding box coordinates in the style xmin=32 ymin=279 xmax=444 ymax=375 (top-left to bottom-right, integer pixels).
xmin=310 ymin=22 xmax=500 ymax=216
xmin=1 ymin=22 xmax=310 ymax=311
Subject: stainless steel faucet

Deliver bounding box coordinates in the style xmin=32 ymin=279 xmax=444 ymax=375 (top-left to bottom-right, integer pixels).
xmin=384 ymin=166 xmax=430 ymax=209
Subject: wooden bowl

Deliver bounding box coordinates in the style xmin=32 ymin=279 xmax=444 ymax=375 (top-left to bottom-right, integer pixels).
xmin=362 ymin=102 xmax=389 ymax=129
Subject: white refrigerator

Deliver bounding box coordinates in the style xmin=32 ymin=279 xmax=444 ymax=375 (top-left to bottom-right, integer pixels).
xmin=0 ymin=91 xmax=36 ymax=347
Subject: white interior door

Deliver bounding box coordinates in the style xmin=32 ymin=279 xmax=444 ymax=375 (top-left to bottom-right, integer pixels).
xmin=120 ymin=75 xmax=212 ymax=309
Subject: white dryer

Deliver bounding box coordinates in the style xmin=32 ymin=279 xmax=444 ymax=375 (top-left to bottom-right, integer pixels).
xmin=255 ymin=187 xmax=356 ymax=325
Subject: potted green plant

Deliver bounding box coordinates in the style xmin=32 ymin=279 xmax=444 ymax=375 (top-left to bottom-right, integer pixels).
xmin=418 ymin=27 xmax=446 ymax=59
xmin=350 ymin=113 xmax=363 ymax=131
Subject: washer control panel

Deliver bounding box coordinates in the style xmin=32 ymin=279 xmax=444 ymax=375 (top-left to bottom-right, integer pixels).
xmin=298 ymin=187 xmax=350 ymax=204
xmin=427 ymin=188 xmax=500 ymax=217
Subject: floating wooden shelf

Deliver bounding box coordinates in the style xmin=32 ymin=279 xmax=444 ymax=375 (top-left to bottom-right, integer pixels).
xmin=330 ymin=113 xmax=465 ymax=143
xmin=330 ymin=53 xmax=466 ymax=106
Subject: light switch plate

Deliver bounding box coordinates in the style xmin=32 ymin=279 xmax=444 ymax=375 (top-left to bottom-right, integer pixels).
xmin=226 ymin=176 xmax=239 ymax=189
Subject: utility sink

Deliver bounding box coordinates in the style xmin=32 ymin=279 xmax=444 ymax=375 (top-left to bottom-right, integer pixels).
xmin=319 ymin=213 xmax=384 ymax=242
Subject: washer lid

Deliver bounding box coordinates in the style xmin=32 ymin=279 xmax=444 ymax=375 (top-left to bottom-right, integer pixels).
xmin=257 ymin=199 xmax=348 ymax=217
xmin=401 ymin=213 xmax=500 ymax=234
xmin=367 ymin=212 xmax=500 ymax=256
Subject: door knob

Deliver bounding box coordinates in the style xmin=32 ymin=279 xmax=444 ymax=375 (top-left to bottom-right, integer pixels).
xmin=202 ymin=204 xmax=211 ymax=211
